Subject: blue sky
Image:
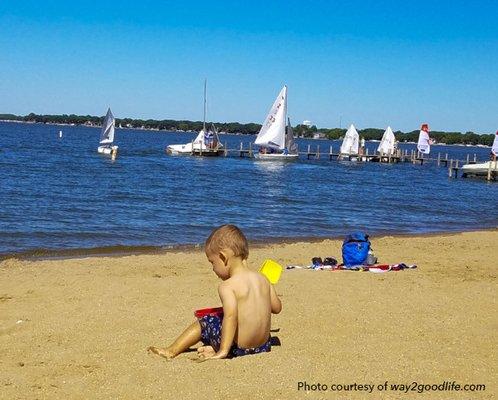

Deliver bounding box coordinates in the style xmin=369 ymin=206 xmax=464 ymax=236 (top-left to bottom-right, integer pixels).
xmin=0 ymin=1 xmax=497 ymax=132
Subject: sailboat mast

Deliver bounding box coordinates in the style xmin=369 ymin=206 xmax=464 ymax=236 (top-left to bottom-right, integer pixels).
xmin=203 ymin=79 xmax=207 ymax=131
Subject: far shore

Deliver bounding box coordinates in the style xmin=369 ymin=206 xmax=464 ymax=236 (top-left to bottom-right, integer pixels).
xmin=0 ymin=119 xmax=196 ymax=133
xmin=0 ymin=119 xmax=493 ymax=147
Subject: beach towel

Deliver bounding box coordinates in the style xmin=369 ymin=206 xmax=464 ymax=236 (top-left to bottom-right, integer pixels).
xmin=364 ymin=263 xmax=417 ymax=273
xmin=286 ymin=263 xmax=417 ymax=272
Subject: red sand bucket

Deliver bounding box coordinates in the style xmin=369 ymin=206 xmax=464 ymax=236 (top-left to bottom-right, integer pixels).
xmin=194 ymin=307 xmax=224 ymax=318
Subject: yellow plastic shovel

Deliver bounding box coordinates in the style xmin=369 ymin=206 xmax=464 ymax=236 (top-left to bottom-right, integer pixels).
xmin=259 ymin=259 xmax=283 ymax=284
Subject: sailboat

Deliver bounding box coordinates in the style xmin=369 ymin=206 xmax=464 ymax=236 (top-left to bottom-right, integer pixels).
xmin=58 ymin=130 xmax=63 ymax=138
xmin=461 ymin=130 xmax=498 ymax=177
xmin=339 ymin=124 xmax=359 ymax=159
xmin=417 ymin=123 xmax=431 ymax=154
xmin=97 ymin=108 xmax=118 ymax=156
xmin=254 ymin=85 xmax=298 ymax=161
xmin=166 ymin=80 xmax=223 ymax=156
xmin=377 ymin=126 xmax=396 ymax=155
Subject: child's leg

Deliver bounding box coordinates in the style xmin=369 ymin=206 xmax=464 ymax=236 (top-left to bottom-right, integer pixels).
xmin=148 ymin=320 xmax=201 ymax=359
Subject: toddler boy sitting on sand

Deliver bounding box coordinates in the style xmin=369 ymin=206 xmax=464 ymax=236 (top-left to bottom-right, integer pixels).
xmin=148 ymin=224 xmax=282 ymax=360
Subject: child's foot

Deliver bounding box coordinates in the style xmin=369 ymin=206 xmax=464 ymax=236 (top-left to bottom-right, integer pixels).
xmin=147 ymin=346 xmax=175 ymax=360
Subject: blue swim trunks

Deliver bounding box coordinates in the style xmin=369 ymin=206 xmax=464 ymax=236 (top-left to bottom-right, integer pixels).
xmin=198 ymin=315 xmax=271 ymax=358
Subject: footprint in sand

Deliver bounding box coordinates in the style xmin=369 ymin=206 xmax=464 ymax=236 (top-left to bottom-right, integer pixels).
xmin=0 ymin=295 xmax=13 ymax=302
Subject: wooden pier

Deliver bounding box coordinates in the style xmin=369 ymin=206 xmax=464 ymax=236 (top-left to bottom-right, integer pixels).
xmin=199 ymin=141 xmax=496 ymax=181
xmin=306 ymin=145 xmax=411 ymax=163
xmin=238 ymin=142 xmax=253 ymax=158
xmin=448 ymin=159 xmax=460 ymax=178
xmin=306 ymin=144 xmax=320 ymax=160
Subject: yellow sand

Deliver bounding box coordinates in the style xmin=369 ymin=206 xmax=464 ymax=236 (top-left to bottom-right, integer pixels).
xmin=1 ymin=230 xmax=497 ymax=399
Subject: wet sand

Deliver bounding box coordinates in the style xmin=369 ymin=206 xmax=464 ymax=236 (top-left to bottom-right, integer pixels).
xmin=1 ymin=230 xmax=496 ymax=399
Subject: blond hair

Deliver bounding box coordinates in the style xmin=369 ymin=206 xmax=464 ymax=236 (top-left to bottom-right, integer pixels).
xmin=205 ymin=224 xmax=249 ymax=260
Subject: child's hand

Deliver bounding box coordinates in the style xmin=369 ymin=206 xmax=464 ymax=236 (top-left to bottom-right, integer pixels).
xmin=196 ymin=345 xmax=215 ymax=359
xmin=194 ymin=349 xmax=228 ymax=363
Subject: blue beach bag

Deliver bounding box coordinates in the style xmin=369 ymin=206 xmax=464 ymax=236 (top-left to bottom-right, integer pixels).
xmin=342 ymin=232 xmax=371 ymax=267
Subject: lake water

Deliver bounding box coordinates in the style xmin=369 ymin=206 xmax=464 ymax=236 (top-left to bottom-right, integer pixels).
xmin=0 ymin=121 xmax=496 ymax=257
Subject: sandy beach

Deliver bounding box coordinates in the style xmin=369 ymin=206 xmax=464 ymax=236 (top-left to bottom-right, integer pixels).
xmin=0 ymin=230 xmax=496 ymax=399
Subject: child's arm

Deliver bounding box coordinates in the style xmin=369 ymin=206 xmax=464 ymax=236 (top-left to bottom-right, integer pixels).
xmin=209 ymin=283 xmax=238 ymax=359
xmin=270 ymin=284 xmax=282 ymax=314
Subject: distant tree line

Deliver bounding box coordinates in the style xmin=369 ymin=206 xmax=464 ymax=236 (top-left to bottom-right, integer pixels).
xmin=296 ymin=125 xmax=494 ymax=146
xmin=0 ymin=113 xmax=261 ymax=135
xmin=0 ymin=113 xmax=494 ymax=146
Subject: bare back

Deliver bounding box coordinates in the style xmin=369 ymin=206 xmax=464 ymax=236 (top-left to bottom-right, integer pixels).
xmin=220 ymin=270 xmax=272 ymax=349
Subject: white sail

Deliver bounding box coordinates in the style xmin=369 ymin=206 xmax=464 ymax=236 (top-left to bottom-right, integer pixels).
xmin=492 ymin=131 xmax=498 ymax=156
xmin=285 ymin=117 xmax=298 ymax=154
xmin=377 ymin=126 xmax=396 ymax=154
xmin=100 ymin=108 xmax=115 ymax=145
xmin=417 ymin=124 xmax=431 ymax=154
xmin=193 ymin=129 xmax=205 ymax=145
xmin=340 ymin=124 xmax=359 ymax=155
xmin=255 ymin=86 xmax=287 ymax=149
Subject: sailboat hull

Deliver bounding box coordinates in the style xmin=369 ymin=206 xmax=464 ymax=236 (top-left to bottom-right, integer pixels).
xmin=166 ymin=144 xmax=194 ymax=155
xmin=461 ymin=161 xmax=498 ymax=176
xmin=97 ymin=145 xmax=118 ymax=155
xmin=254 ymin=153 xmax=299 ymax=161
xmin=338 ymin=153 xmax=359 ymax=161
xmin=166 ymin=143 xmax=223 ymax=156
